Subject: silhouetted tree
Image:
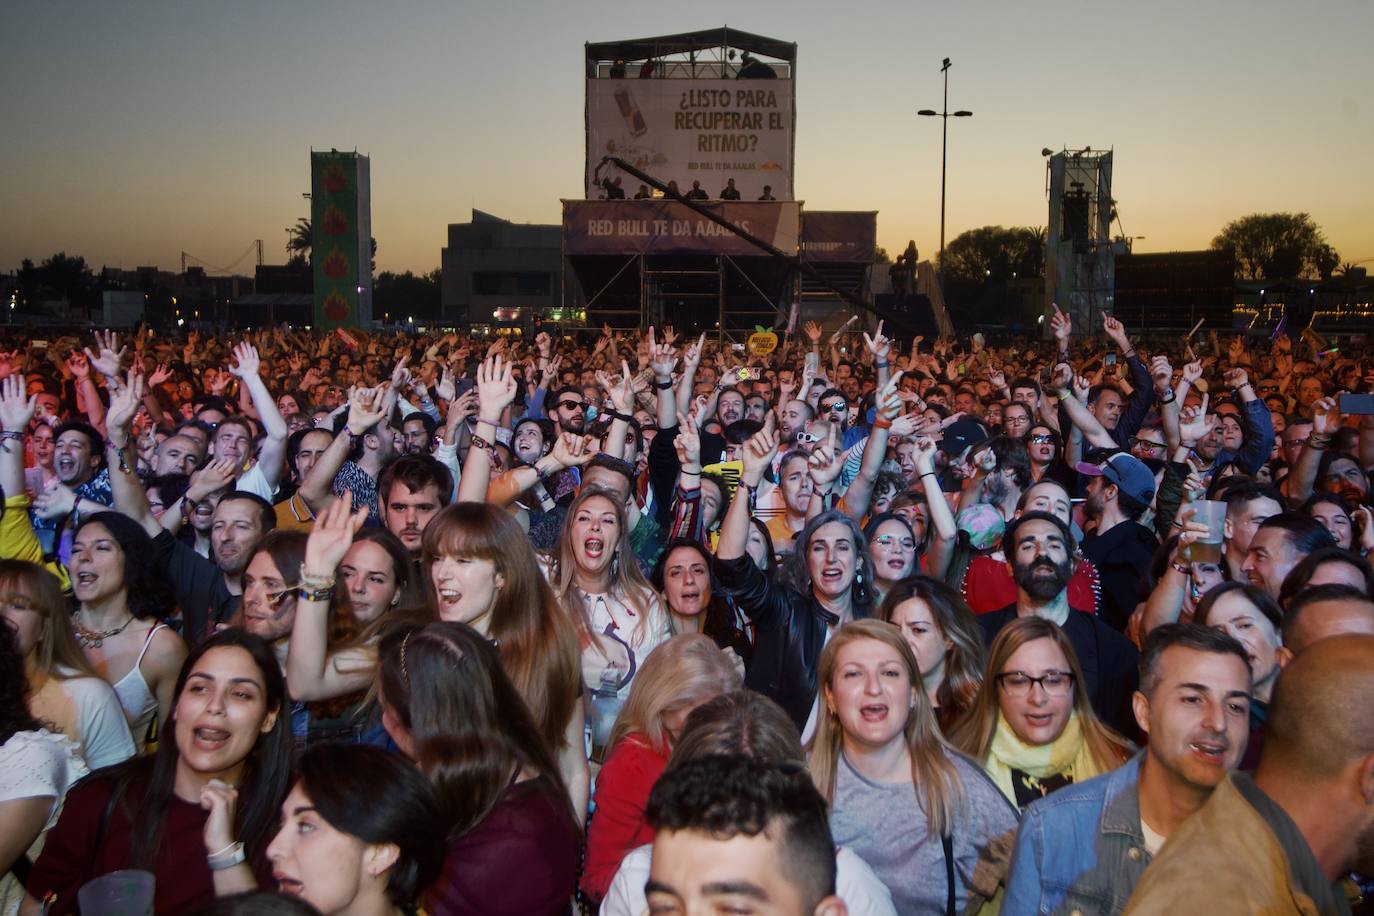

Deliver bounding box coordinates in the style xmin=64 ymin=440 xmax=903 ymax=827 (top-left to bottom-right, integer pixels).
xmin=1210 ymin=213 xmax=1339 ymax=281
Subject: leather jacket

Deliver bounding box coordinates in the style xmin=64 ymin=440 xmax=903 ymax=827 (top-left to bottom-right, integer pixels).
xmin=714 ymin=554 xmax=868 ymax=730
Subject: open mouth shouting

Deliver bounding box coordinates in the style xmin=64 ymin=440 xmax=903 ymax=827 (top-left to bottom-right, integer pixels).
xmin=274 ymin=872 xmax=305 ymax=897
xmin=192 ymin=724 xmax=233 ymax=753
xmin=582 ymin=536 xmax=606 ymax=563
xmin=859 ymin=702 xmax=889 ymax=723
xmin=1188 ymin=737 xmax=1228 ymax=765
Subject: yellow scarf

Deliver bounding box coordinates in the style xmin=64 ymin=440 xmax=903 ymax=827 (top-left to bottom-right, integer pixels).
xmin=985 ymin=710 xmax=1105 ymax=807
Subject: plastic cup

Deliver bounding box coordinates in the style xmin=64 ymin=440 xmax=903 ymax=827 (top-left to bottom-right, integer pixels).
xmin=77 ymin=869 xmax=155 ymax=916
xmin=1187 ymin=500 xmax=1227 ymax=564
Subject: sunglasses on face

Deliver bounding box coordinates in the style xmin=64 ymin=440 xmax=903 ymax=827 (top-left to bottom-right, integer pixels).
xmin=557 ymin=399 xmax=585 ymax=411
xmin=795 ymin=431 xmax=822 ymax=444
xmin=821 ymin=401 xmax=847 ymax=413
xmin=1029 ymin=434 xmax=1055 ymax=445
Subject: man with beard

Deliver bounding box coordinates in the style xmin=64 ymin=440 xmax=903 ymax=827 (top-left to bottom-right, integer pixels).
xmin=548 ymin=384 xmax=588 ymax=437
xmin=376 ymin=454 xmax=452 ymax=557
xmin=1318 ymin=452 xmax=1369 ymax=508
xmin=1006 ymin=624 xmax=1254 ymax=914
xmin=979 ymin=512 xmax=1141 ymax=734
xmin=1124 ymin=635 xmax=1374 ymax=915
xmin=1078 ymin=452 xmax=1161 ymax=632
xmin=398 ymin=411 xmax=438 ymax=456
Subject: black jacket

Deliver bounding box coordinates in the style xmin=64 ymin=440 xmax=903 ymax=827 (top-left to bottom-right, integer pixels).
xmin=1081 ymin=520 xmax=1160 ymax=632
xmin=714 ymin=554 xmax=868 ymax=731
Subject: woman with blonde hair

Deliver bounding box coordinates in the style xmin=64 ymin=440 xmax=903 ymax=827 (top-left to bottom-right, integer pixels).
xmin=0 ymin=559 xmax=134 ymax=769
xmin=580 ymin=633 xmax=740 ymax=903
xmin=948 ymin=616 xmax=1132 ymax=810
xmin=878 ymin=576 xmax=986 ymax=733
xmin=547 ymin=486 xmax=670 ymax=761
xmin=810 ymin=619 xmax=1017 ymax=915
xmin=285 ymin=496 xmax=586 ymax=815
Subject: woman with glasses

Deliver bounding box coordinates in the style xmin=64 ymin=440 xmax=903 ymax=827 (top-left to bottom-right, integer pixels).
xmin=1002 ymin=402 xmax=1033 ymax=441
xmin=863 ymin=513 xmax=917 ymax=604
xmin=949 ymin=617 xmax=1131 ymax=810
xmin=810 ymin=620 xmax=1018 ymax=914
xmin=878 ymin=576 xmax=986 ymax=732
xmin=1026 ymin=424 xmax=1074 ymax=488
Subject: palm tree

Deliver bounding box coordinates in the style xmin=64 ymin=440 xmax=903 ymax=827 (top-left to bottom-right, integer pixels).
xmin=286 ymin=217 xmax=312 ymax=263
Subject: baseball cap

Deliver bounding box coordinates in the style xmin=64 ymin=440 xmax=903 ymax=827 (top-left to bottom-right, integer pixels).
xmin=1076 ymin=451 xmax=1156 ymax=505
xmin=939 ymin=418 xmax=989 ymax=458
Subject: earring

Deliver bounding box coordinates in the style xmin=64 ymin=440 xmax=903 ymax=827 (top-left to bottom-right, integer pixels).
xmin=611 ymin=551 xmax=620 ymax=575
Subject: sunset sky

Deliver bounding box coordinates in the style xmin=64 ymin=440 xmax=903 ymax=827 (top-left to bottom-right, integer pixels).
xmin=3 ymin=0 xmax=1371 ymax=277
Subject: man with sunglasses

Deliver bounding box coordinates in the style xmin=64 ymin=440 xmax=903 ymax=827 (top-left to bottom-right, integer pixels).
xmin=547 ymin=384 xmax=588 ymax=436
xmin=815 ymin=387 xmax=866 ymax=450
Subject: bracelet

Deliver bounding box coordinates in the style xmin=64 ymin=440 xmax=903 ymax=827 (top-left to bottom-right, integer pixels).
xmin=920 ymin=471 xmax=938 ymax=480
xmin=299 ymin=572 xmax=336 ymax=590
xmin=875 ymin=361 xmax=890 ymax=369
xmin=476 ymin=416 xmax=502 ymax=427
xmin=105 ymin=440 xmax=130 ymax=473
xmin=297 ymin=584 xmax=335 ymax=603
xmin=679 ymin=469 xmax=701 ymax=477
xmin=872 ymin=416 xmax=893 ymax=429
xmin=1308 ymin=433 xmax=1332 ymax=451
xmin=1159 ymin=389 xmax=1177 ymax=404
xmin=207 ymin=841 xmax=246 ymax=871
xmin=602 ymin=408 xmax=632 ymax=422
xmin=0 ymin=430 xmax=23 ymax=442
xmin=1058 ymin=391 xmax=1071 ymax=401
xmin=654 ymin=378 xmax=674 ymax=390
xmin=471 ymin=433 xmax=493 ymax=452
xmin=1170 ymin=561 xmax=1190 ymax=576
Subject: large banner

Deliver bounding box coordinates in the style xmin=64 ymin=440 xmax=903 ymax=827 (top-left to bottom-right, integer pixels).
xmin=311 ymin=151 xmax=371 ymax=329
xmin=563 ymin=200 xmax=800 ymax=256
xmin=800 ymin=212 xmax=878 ymax=263
xmin=585 ymin=78 xmax=793 ymax=200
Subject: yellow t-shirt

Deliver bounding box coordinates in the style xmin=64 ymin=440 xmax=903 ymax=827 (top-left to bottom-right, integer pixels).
xmin=1 ymin=494 xmax=71 ymax=590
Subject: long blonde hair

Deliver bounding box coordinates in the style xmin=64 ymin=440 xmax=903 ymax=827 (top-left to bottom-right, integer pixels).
xmin=947 ymin=616 xmax=1133 ymax=768
xmin=607 ymin=634 xmax=742 ymax=756
xmin=809 ymin=619 xmax=966 ymax=838
xmin=551 ymin=486 xmax=659 ymax=651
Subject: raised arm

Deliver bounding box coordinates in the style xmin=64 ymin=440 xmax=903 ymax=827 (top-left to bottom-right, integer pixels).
xmin=1282 ymin=396 xmax=1337 ymax=506
xmin=298 ymin=386 xmax=387 ymax=511
xmin=65 ymin=352 xmax=107 ymax=436
xmin=0 ymin=377 xmax=35 ymax=506
xmin=596 ymin=361 xmax=634 ymax=460
xmin=286 ymin=491 xmax=374 ymax=701
xmin=457 ymin=354 xmax=517 ymax=503
xmin=1051 ymin=363 xmax=1116 ymax=449
xmin=228 ymin=341 xmax=288 ymax=490
xmin=718 ymin=427 xmax=779 ymax=561
xmin=862 ymin=320 xmax=892 ymax=390
xmin=838 ymin=375 xmax=905 ymax=520
xmin=915 ymin=436 xmax=959 ymax=578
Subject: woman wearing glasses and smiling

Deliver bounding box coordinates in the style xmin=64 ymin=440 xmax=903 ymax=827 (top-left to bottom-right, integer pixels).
xmin=949 ymin=617 xmax=1132 ymax=811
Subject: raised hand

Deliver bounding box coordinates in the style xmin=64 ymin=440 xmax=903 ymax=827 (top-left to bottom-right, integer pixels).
xmin=647 ymin=327 xmax=678 ymax=380
xmin=803 ymin=320 xmax=823 ymax=345
xmin=34 ymin=483 xmax=78 ymax=521
xmin=988 ymin=368 xmax=1007 ymax=391
xmin=550 ymin=431 xmax=597 ymax=468
xmin=303 ymin=490 xmax=369 ymax=579
xmin=446 ymin=388 xmax=479 ymax=428
xmin=741 ymin=428 xmax=781 ymax=486
xmin=1178 ymin=394 xmax=1215 ymax=447
xmin=65 ymin=351 xmax=92 ymax=380
xmin=228 ymin=341 xmax=261 ymax=378
xmin=1223 ymin=368 xmax=1249 ymax=391
xmin=1050 ymin=362 xmax=1073 ymax=392
xmin=105 ymin=371 xmax=145 ymax=441
xmin=148 ymin=362 xmax=172 ymax=387
xmin=475 ymin=354 xmax=517 ymax=420
xmin=597 ymin=360 xmax=635 ymax=414
xmin=1101 ymin=312 xmax=1128 ymax=345
xmin=188 ymin=458 xmax=241 ymax=502
xmin=1071 ymin=373 xmax=1091 ymax=403
xmin=1181 ymin=359 xmax=1204 ymax=385
xmin=862 ymin=320 xmax=891 ymax=361
xmin=1150 ymin=355 xmax=1173 ymax=393
xmin=0 ymin=374 xmax=36 ymax=433
xmin=912 ymin=437 xmax=939 ymax=475
xmin=389 ymin=355 xmax=411 ymax=390
xmin=535 ymin=331 xmax=552 ymax=358
xmin=84 ymin=330 xmax=127 ymax=379
xmin=346 ymin=385 xmax=389 ymax=436
xmin=808 ymin=426 xmax=843 ymax=488
xmin=661 ymin=324 xmax=679 ymax=347
xmin=674 ymin=411 xmax=702 ymax=470
xmin=1050 ymin=303 xmax=1072 ymax=345
xmin=1310 ymin=396 xmax=1339 ymax=436
xmin=682 ymin=333 xmax=706 ymax=371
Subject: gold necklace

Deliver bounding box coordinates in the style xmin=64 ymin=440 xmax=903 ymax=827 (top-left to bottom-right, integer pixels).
xmin=73 ymin=609 xmax=134 ymax=650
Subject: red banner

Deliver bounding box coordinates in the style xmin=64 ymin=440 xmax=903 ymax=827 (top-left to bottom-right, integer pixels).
xmin=562 ymin=200 xmax=800 ymax=256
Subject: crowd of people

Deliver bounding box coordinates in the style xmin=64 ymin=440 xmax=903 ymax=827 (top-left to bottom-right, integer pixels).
xmin=0 ymin=311 xmax=1372 ymax=915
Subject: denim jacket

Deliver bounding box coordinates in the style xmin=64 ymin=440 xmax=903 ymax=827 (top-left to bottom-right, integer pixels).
xmin=1003 ymin=752 xmax=1150 ymax=916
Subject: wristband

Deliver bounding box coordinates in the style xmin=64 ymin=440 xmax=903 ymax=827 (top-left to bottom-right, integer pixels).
xmin=0 ymin=430 xmax=24 ymax=442
xmin=299 ymin=572 xmax=336 ymax=590
xmin=470 ymin=434 xmax=493 ymax=452
xmin=679 ymin=469 xmax=702 ymax=477
xmin=476 ymin=416 xmax=502 ymax=427
xmin=1170 ymin=561 xmax=1190 ymax=576
xmin=1058 ymin=391 xmax=1071 ymax=401
xmin=920 ymin=471 xmax=938 ymax=480
xmin=872 ymin=417 xmax=893 ymax=429
xmin=208 ymin=841 xmax=246 ymax=871
xmin=654 ymin=379 xmax=674 ymax=390
xmin=1307 ymin=433 xmax=1331 ymax=451
xmin=875 ymin=360 xmax=890 ymax=369
xmin=602 ymin=408 xmax=632 ymax=422
xmin=297 ymin=584 xmax=335 ymax=603
xmin=1158 ymin=389 xmax=1176 ymax=404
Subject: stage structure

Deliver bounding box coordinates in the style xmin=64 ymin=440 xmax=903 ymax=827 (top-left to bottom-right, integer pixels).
xmin=311 ymin=150 xmax=372 ymax=329
xmin=568 ymin=29 xmax=902 ymax=339
xmin=1044 ymin=148 xmax=1114 ymax=335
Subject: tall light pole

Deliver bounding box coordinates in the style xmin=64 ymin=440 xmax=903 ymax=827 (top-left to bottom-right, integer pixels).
xmin=917 ymin=58 xmax=972 ymax=271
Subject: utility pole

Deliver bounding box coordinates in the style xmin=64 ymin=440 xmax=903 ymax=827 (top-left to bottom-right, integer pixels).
xmin=917 ymin=58 xmax=973 ymax=270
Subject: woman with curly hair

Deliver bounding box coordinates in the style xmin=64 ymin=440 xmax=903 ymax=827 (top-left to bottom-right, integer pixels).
xmin=68 ymin=512 xmax=186 ymax=751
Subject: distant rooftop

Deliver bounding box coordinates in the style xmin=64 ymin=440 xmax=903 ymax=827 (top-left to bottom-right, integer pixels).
xmin=586 ymin=27 xmax=795 ymax=78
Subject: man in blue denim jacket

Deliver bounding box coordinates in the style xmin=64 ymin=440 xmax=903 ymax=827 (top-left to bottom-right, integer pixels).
xmin=1003 ymin=624 xmax=1253 ymax=915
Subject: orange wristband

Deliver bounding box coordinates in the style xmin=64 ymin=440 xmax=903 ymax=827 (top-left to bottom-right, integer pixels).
xmin=873 ymin=417 xmax=893 ymax=429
